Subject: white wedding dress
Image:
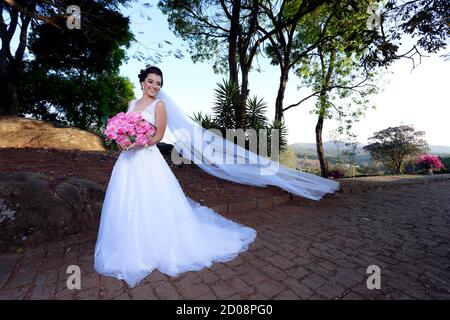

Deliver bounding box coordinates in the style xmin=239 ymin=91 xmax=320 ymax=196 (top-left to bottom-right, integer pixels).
xmin=94 ymin=99 xmax=257 ymax=288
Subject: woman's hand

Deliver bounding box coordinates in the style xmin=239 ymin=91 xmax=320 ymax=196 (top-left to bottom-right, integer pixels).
xmin=127 ymin=142 xmax=137 ymax=150
xmin=119 ymin=142 xmax=137 ymax=151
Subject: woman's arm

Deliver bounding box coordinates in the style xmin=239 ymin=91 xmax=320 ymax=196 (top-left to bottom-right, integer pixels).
xmin=148 ymin=100 xmax=167 ymax=146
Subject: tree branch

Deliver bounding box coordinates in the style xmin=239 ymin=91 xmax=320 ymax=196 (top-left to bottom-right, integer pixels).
xmin=247 ymin=0 xmax=327 ymax=65
xmin=6 ymin=4 xmax=18 ymax=41
xmin=283 ymin=73 xmax=377 ymax=112
xmin=218 ymin=0 xmax=233 ymax=21
xmin=4 ymin=0 xmax=61 ymax=29
xmin=177 ymin=2 xmax=230 ymax=34
xmin=15 ymin=9 xmax=34 ymax=62
xmin=283 ymin=91 xmax=320 ymax=112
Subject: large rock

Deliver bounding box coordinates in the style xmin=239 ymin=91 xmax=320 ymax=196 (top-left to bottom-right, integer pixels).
xmin=0 ymin=172 xmax=105 ymax=252
xmin=0 ymin=116 xmax=107 ymax=151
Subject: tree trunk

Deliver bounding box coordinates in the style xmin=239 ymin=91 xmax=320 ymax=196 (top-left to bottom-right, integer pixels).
xmin=0 ymin=62 xmax=9 ymax=114
xmin=237 ymin=63 xmax=249 ymax=129
xmin=397 ymin=160 xmax=403 ymax=175
xmin=315 ymin=47 xmax=336 ymax=178
xmin=234 ymin=0 xmax=259 ymax=129
xmin=0 ymin=3 xmax=34 ymax=116
xmin=7 ymin=72 xmax=19 ymax=115
xmin=228 ymin=0 xmax=240 ymax=86
xmin=275 ymin=66 xmax=289 ymax=122
xmin=316 ymin=113 xmax=329 ymax=178
xmin=0 ymin=62 xmax=19 ymax=115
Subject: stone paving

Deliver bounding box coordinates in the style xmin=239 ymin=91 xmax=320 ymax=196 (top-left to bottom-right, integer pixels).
xmin=0 ymin=178 xmax=449 ymax=300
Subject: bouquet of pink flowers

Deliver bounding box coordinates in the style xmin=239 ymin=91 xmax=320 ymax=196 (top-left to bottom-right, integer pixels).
xmin=103 ymin=112 xmax=157 ymax=150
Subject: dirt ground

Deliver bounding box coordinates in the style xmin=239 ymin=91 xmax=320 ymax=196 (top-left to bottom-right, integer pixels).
xmin=0 ymin=116 xmax=106 ymax=151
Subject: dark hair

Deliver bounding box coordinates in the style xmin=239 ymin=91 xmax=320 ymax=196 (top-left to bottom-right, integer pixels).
xmin=138 ymin=66 xmax=163 ymax=88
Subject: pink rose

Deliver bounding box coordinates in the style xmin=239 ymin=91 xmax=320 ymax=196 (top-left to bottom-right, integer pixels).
xmin=135 ymin=134 xmax=149 ymax=146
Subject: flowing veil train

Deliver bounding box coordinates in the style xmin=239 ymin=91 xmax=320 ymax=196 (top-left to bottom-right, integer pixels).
xmin=159 ymin=90 xmax=339 ymax=200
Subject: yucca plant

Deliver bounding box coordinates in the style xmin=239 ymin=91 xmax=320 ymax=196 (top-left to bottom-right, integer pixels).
xmin=212 ymin=79 xmax=240 ymax=131
xmin=210 ymin=80 xmax=287 ymax=158
xmin=267 ymin=119 xmax=288 ymax=158
xmin=244 ymin=118 xmax=287 ymax=159
xmin=245 ymin=95 xmax=268 ymax=154
xmin=246 ymin=95 xmax=268 ymax=130
xmin=189 ymin=111 xmax=217 ymax=130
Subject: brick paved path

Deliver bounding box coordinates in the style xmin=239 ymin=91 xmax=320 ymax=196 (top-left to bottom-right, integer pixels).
xmin=1 ymin=179 xmax=449 ymax=300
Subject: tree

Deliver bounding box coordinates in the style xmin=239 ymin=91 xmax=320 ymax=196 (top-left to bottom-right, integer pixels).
xmin=363 ymin=125 xmax=427 ymax=174
xmin=362 ymin=0 xmax=450 ymax=68
xmin=1 ymin=0 xmax=36 ymax=115
xmin=290 ymin=0 xmax=448 ymax=178
xmin=19 ymin=66 xmax=135 ymax=130
xmin=0 ymin=0 xmax=134 ymax=116
xmin=16 ymin=1 xmax=135 ymax=130
xmin=158 ymin=0 xmax=332 ymax=127
xmin=239 ymin=0 xmax=334 ymax=127
xmin=261 ymin=0 xmax=334 ymax=122
xmin=285 ymin=1 xmax=379 ymax=177
xmin=158 ymin=0 xmax=253 ymax=128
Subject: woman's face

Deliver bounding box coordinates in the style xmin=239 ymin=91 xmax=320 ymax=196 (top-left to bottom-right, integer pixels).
xmin=142 ymin=73 xmax=162 ymax=97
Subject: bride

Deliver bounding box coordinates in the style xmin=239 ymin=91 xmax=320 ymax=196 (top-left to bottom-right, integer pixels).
xmin=94 ymin=66 xmax=339 ymax=288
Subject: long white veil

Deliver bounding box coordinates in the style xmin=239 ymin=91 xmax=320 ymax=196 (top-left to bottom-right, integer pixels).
xmin=158 ymin=90 xmax=339 ymax=200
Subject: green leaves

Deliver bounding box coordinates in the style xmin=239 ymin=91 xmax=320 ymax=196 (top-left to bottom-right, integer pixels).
xmin=267 ymin=118 xmax=288 ymax=156
xmin=19 ymin=64 xmax=135 ymax=131
xmin=158 ymin=0 xmax=228 ymax=73
xmin=14 ymin=0 xmax=136 ymax=130
xmin=100 ymin=114 xmax=110 ymax=127
xmin=364 ymin=125 xmax=428 ymax=174
xmin=189 ymin=111 xmax=217 ymax=130
xmin=246 ymin=95 xmax=269 ymax=130
xmin=192 ymin=78 xmax=286 ymax=156
xmin=212 ymin=79 xmax=240 ymax=130
xmin=105 ymin=139 xmax=117 ymax=153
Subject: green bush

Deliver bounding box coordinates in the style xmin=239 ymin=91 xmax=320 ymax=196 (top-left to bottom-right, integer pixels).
xmin=434 ymin=156 xmax=450 ymax=174
xmin=440 ymin=157 xmax=450 ymax=170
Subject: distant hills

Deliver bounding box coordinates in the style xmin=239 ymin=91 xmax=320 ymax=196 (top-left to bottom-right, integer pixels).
xmin=291 ymin=142 xmax=450 ymax=166
xmin=428 ymin=145 xmax=450 ymax=154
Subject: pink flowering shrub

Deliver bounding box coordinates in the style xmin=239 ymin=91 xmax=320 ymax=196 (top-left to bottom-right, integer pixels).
xmin=416 ymin=154 xmax=444 ymax=172
xmin=103 ymin=112 xmax=156 ymax=150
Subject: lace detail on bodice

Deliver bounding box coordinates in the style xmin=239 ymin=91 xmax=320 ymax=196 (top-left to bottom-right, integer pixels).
xmin=128 ymin=98 xmax=160 ymax=125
